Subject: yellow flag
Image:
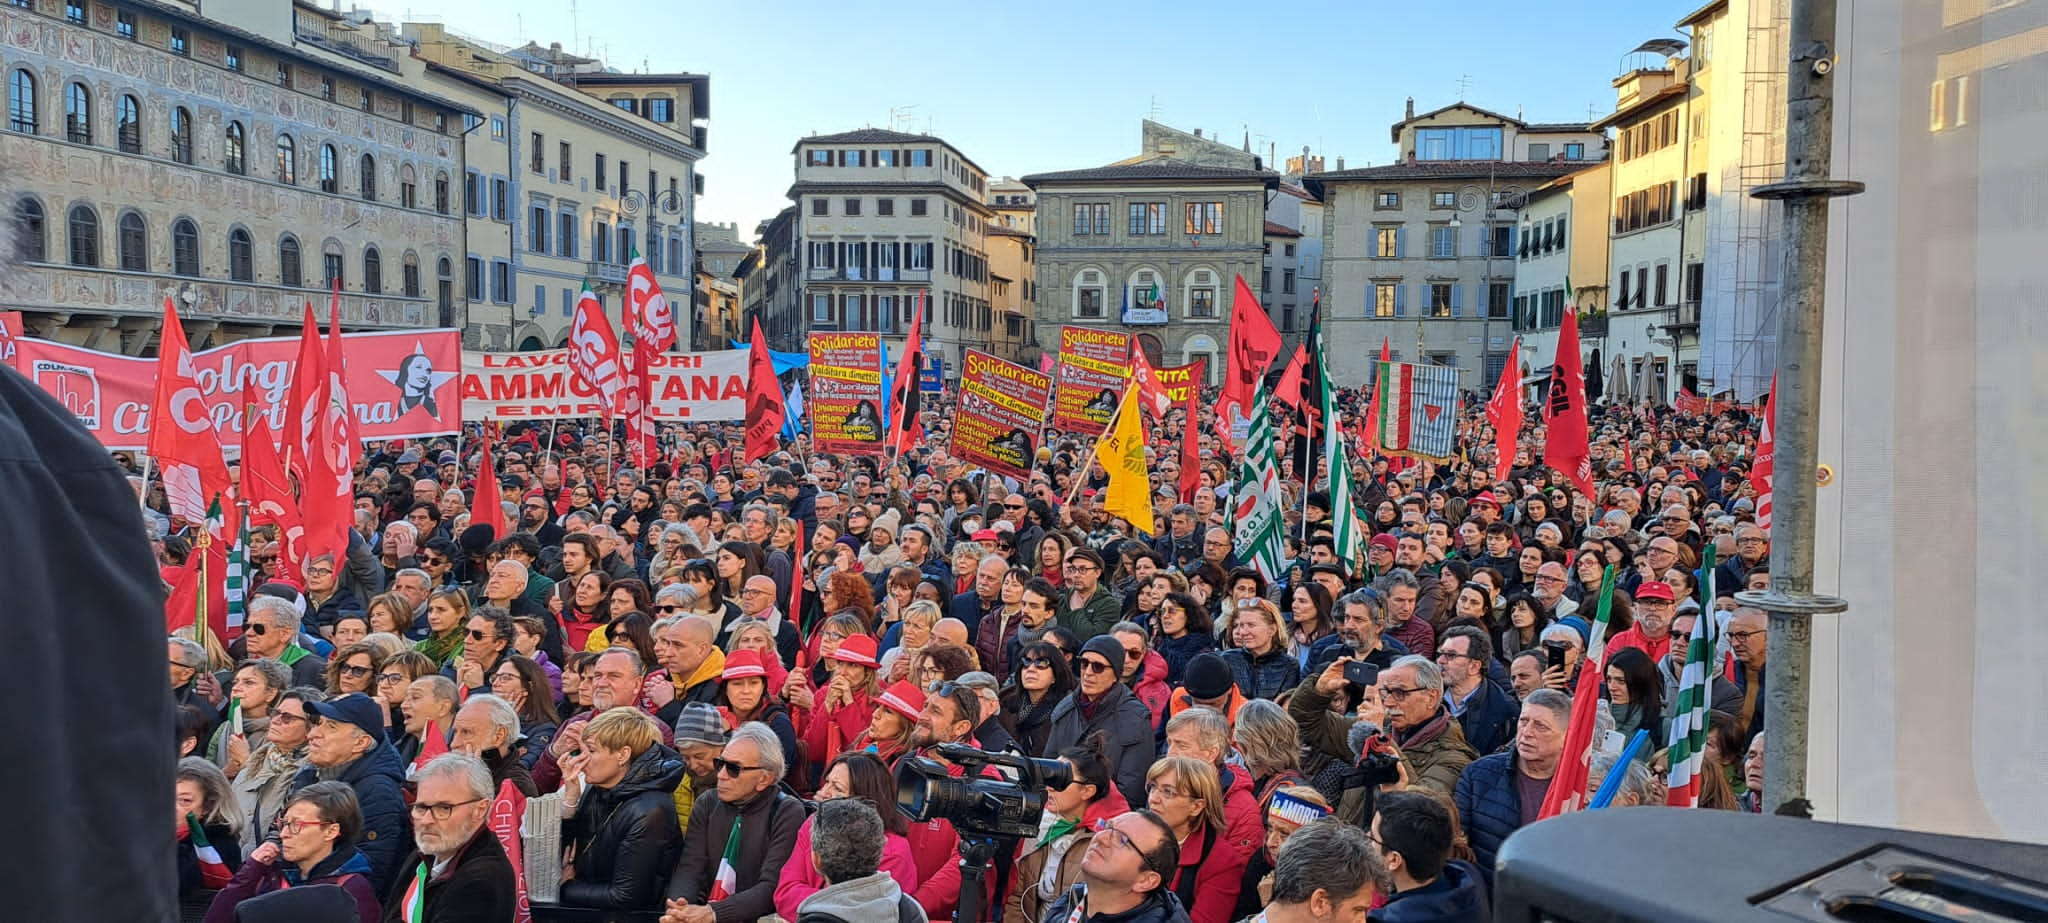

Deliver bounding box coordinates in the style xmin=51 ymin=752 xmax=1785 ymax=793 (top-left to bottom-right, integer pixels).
xmin=1094 ymin=384 xmax=1154 ymax=534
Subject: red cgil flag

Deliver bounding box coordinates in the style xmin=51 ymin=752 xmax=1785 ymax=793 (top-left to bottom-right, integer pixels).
xmin=280 ymin=302 xmax=323 ymax=485
xmin=1486 ymin=337 xmax=1524 ymax=484
xmin=300 ymin=308 xmax=356 ymax=565
xmin=148 ymin=298 xmax=232 ymax=527
xmin=743 ymin=318 xmax=784 ymax=464
xmin=242 ymin=412 xmax=305 ymax=584
xmin=1752 ymin=374 xmax=1777 ymax=529
xmin=471 ymin=424 xmax=508 ymax=541
xmin=1127 ymin=341 xmax=1173 ymax=420
xmin=1270 ymin=344 xmax=1308 ymax=413
xmin=886 ymin=294 xmax=925 ymax=457
xmin=625 ymin=249 xmax=677 ymax=470
xmin=1216 ymin=274 xmax=1282 ymax=450
xmin=1177 ymin=358 xmax=1206 ymax=504
xmin=568 ymin=285 xmax=627 ymax=418
xmin=1542 ymin=311 xmax=1596 ymax=500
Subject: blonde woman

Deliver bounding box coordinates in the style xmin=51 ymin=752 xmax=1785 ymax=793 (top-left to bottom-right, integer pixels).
xmin=1144 ymin=756 xmax=1245 ymax=923
xmin=878 ymin=599 xmax=942 ymax=683
xmin=557 ymin=708 xmax=683 ymax=912
xmin=1219 ymin=598 xmax=1301 ymax=701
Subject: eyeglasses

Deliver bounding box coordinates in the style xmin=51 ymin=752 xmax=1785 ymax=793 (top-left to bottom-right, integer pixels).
xmin=376 ymin=672 xmax=407 ymax=685
xmin=1078 ymin=657 xmax=1115 ymax=674
xmin=278 ymin=818 xmax=332 ymax=836
xmin=245 ymin=623 xmax=269 ymax=636
xmin=656 ymin=604 xmax=684 ymax=614
xmin=408 ymin=797 xmax=483 ymax=820
xmin=1020 ymin=657 xmax=1053 ymax=671
xmin=466 ymin=628 xmax=493 ymax=641
xmin=1145 ymin=782 xmax=1189 ymax=800
xmin=1435 ymin=651 xmax=1472 ymax=663
xmin=421 ymin=555 xmax=447 ymax=566
xmin=713 ymin=758 xmax=764 ymax=777
xmin=1378 ymin=686 xmax=1425 ymax=700
xmin=270 ymin=711 xmax=307 ymax=727
xmin=339 ymin=664 xmax=373 ymax=677
xmin=305 ymin=566 xmax=335 ymax=578
xmin=1535 ymin=575 xmax=1568 ymax=585
xmin=1091 ymin=818 xmax=1139 ymax=853
xmin=1726 ymin=628 xmax=1767 ymax=643
xmin=490 ymin=672 xmax=521 ymax=685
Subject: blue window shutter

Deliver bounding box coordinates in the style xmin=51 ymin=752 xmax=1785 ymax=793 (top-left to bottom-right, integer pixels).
xmin=1456 ymin=284 xmax=1468 ymax=318
xmin=1395 ymin=227 xmax=1407 ymax=259
xmin=1505 ymin=224 xmax=1516 ymax=256
xmin=1394 ymin=284 xmax=1408 ymax=317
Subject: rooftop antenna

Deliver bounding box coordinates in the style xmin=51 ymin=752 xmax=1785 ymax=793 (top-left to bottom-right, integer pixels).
xmin=1589 ymin=101 xmax=1601 ymax=120
xmin=1148 ymin=96 xmax=1162 ymax=121
xmin=567 ymin=0 xmax=577 ymax=60
xmin=1455 ymin=74 xmax=1473 ymax=100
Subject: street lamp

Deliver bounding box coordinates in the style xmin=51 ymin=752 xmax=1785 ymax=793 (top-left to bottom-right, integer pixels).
xmin=1448 ymin=182 xmax=1528 ymax=384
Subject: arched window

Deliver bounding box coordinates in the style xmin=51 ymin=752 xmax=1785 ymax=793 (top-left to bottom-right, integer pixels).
xmin=8 ymin=69 xmax=37 ymax=134
xmin=363 ymin=246 xmax=382 ymax=293
xmin=64 ymin=82 xmax=89 ymax=144
xmin=434 ymin=171 xmax=450 ymax=215
xmin=319 ymin=144 xmax=337 ymax=193
xmin=228 ymin=227 xmax=253 ymax=281
xmin=279 ymin=235 xmax=303 ymax=287
xmin=321 ymin=241 xmax=343 ymax=288
xmin=358 ymin=153 xmax=376 ymax=201
xmin=1072 ymin=268 xmax=1106 ymax=319
xmin=435 ymin=257 xmax=453 ymax=326
xmin=1183 ymin=267 xmax=1219 ymax=319
xmin=66 ymin=204 xmax=98 ymax=267
xmin=224 ymin=122 xmax=246 ymax=175
xmin=401 ymin=252 xmax=420 ymax=297
xmin=169 ymin=106 xmax=193 ymax=164
xmin=117 ymin=94 xmax=140 ymax=153
xmin=275 ymin=134 xmax=296 ymax=184
xmin=171 ymin=218 xmax=199 ymax=276
xmin=14 ymin=197 xmax=46 ymax=262
xmin=399 ymin=163 xmax=416 ymax=209
xmin=117 ymin=211 xmax=147 ymax=271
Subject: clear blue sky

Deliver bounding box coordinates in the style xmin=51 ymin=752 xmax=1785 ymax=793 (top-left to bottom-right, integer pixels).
xmin=392 ymin=0 xmax=1700 ymax=234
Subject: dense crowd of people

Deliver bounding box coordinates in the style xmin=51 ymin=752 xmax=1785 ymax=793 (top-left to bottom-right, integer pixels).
xmin=153 ymin=380 xmax=1777 ymax=923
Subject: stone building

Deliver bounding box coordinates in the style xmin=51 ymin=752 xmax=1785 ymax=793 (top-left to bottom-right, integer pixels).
xmin=1022 ymin=160 xmax=1278 ymax=378
xmin=2 ymin=0 xmax=472 ymax=353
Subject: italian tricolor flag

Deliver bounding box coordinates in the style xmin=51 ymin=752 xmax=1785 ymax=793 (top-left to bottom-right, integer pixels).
xmin=709 ymin=820 xmax=741 ymax=901
xmin=188 ymin=813 xmax=231 ymax=888
xmin=226 ymin=697 xmax=244 ymax=737
xmin=402 ymin=861 xmax=429 ymax=922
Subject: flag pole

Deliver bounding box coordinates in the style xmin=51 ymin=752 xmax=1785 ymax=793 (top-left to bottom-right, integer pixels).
xmin=1064 ymin=383 xmax=1136 ymax=513
xmin=138 ymin=452 xmax=155 ymax=519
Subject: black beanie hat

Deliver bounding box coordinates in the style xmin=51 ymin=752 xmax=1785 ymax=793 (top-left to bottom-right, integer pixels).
xmin=1183 ymin=652 xmax=1235 ymax=700
xmin=1080 ymin=635 xmax=1126 ymax=679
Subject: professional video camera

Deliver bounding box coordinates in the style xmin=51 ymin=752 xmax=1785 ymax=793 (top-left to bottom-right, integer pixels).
xmin=895 ymin=742 xmax=1074 ymax=840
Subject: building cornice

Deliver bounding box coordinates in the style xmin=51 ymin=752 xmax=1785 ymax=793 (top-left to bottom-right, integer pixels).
xmin=508 ymin=79 xmax=702 ymax=160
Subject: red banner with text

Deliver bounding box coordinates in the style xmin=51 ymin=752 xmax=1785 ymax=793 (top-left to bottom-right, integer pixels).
xmin=11 ymin=329 xmax=460 ymax=451
xmin=809 ymin=332 xmax=887 ymax=455
xmin=1054 ymin=325 xmax=1133 ymax=436
xmin=460 ymin=349 xmax=745 ymax=422
xmin=1153 ymin=360 xmax=1202 ymax=405
xmin=954 ymin=349 xmax=1051 ymax=481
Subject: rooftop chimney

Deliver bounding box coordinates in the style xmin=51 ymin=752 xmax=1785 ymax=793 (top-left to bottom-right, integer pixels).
xmin=1406 ymin=97 xmax=1416 ymax=120
xmin=1336 ymin=156 xmax=1345 ymax=171
xmin=1194 ymin=128 xmax=1203 ymax=138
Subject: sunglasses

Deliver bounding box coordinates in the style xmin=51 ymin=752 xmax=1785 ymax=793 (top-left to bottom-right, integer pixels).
xmin=339 ymin=664 xmax=373 ymax=677
xmin=245 ymin=623 xmax=269 ymax=636
xmin=713 ymin=757 xmax=764 ymax=777
xmin=466 ymin=628 xmax=492 ymax=641
xmin=656 ymin=604 xmax=684 ymax=614
xmin=1078 ymin=657 xmax=1115 ymax=674
xmin=1020 ymin=657 xmax=1054 ymax=670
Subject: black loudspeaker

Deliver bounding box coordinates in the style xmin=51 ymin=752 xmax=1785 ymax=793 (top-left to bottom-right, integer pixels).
xmin=1493 ymin=807 xmax=2048 ymax=922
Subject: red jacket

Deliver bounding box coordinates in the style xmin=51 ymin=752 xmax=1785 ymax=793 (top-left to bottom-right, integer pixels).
xmin=1606 ymin=625 xmax=1674 ymax=662
xmin=1166 ymin=822 xmax=1248 ymax=923
xmin=1130 ymin=651 xmax=1172 ymax=728
xmin=801 ymin=686 xmax=875 ymax=771
xmin=1218 ymin=765 xmax=1262 ymax=862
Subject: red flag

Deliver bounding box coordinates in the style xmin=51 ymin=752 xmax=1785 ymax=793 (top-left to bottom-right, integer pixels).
xmin=1486 ymin=337 xmax=1523 ymax=484
xmin=300 ymin=310 xmax=355 ymax=564
xmin=568 ymin=286 xmax=627 ymax=418
xmin=410 ymin=719 xmax=449 ymax=775
xmin=626 ymin=250 xmax=678 ymax=470
xmin=789 ymin=526 xmax=808 ymax=636
xmin=1359 ymin=338 xmax=1391 ymax=458
xmin=1542 ymin=311 xmax=1596 ymax=499
xmin=280 ymin=303 xmax=323 ymax=484
xmin=1270 ymin=344 xmax=1307 ymax=413
xmin=1177 ymin=358 xmax=1205 ymax=504
xmin=242 ymin=412 xmax=305 ymax=583
xmin=164 ymin=528 xmax=229 ymax=635
xmin=887 ymin=294 xmax=926 ymax=457
xmin=472 ymin=425 xmax=507 ymax=541
xmin=1216 ymin=274 xmax=1282 ymax=448
xmin=743 ymin=318 xmax=784 ymax=464
xmin=148 ymin=298 xmax=232 ymax=526
xmin=1128 ymin=342 xmax=1174 ymax=420
xmin=486 ymin=778 xmax=532 ymax=923
xmin=1538 ymin=567 xmax=1619 ymax=820
xmin=1752 ymin=375 xmax=1777 ymax=529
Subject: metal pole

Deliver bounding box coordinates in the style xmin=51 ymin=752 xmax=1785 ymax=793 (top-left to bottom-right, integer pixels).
xmin=1739 ymin=0 xmax=1860 ymax=814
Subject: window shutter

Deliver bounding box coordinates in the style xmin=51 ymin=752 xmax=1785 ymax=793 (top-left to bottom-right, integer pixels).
xmin=1476 ymin=283 xmax=1488 ymax=317
xmin=1395 ymin=227 xmax=1408 ymax=259
xmin=1451 ymin=284 xmax=1464 ymax=317
xmin=1394 ymin=284 xmax=1408 ymax=317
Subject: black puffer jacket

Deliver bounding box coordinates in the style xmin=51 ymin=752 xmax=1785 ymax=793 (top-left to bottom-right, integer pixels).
xmin=559 ymin=743 xmax=686 ymax=912
xmin=1221 ymin=646 xmax=1302 ymax=702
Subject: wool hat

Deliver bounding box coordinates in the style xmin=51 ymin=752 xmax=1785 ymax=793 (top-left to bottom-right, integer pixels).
xmin=720 ymin=649 xmax=769 ymax=681
xmin=1079 ymin=635 xmax=1126 ymax=679
xmin=877 ymin=680 xmax=927 ymax=722
xmin=1369 ymin=534 xmax=1399 ymax=553
xmin=1182 ymin=652 xmax=1235 ymax=701
xmin=673 ymin=702 xmax=728 ymax=747
xmin=306 ymin=693 xmax=386 ymax=744
xmin=830 ymin=634 xmax=881 ymax=669
xmin=869 ymin=508 xmax=902 ymax=540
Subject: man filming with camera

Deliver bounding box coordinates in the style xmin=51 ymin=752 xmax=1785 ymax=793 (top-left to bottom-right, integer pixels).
xmin=903 ymin=681 xmax=989 ymax=920
xmin=1038 ymin=809 xmax=1190 ymax=923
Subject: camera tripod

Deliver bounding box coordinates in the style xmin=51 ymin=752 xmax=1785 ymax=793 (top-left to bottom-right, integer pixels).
xmin=954 ymin=835 xmax=1009 ymax=923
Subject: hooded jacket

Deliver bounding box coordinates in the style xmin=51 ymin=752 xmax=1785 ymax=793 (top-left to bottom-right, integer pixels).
xmin=1042 ymin=682 xmax=1157 ymax=807
xmin=796 ymin=870 xmax=927 ymax=923
xmin=1002 ymin=790 xmax=1130 ymax=923
xmin=560 ymin=742 xmax=686 ymax=911
xmin=665 ymin=783 xmax=807 ymax=923
xmin=1041 ymin=882 xmax=1193 ymax=923
xmin=776 ymin=816 xmax=921 ymax=921
xmin=1367 ymin=859 xmax=1489 ymax=923
xmin=1128 ymin=650 xmax=1172 ymax=727
xmin=203 ymin=844 xmax=381 ymax=923
xmin=291 ymin=740 xmax=409 ymax=895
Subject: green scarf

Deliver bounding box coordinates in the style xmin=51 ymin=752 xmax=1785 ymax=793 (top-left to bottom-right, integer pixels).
xmin=414 ymin=629 xmax=465 ymax=666
xmin=277 ymin=644 xmax=312 ymax=667
xmin=1038 ymin=816 xmax=1079 ymax=849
